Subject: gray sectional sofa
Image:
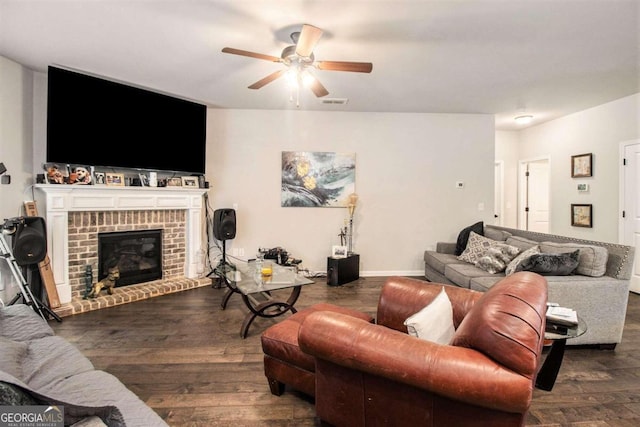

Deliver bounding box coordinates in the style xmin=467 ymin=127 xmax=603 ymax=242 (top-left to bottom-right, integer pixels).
xmin=0 ymin=303 xmax=168 ymax=426
xmin=424 ymin=224 xmax=635 ymax=348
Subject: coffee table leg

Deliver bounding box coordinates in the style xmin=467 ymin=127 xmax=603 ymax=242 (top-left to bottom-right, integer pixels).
xmin=239 ymin=286 xmax=301 ymax=338
xmin=536 ymin=339 xmax=567 ymax=391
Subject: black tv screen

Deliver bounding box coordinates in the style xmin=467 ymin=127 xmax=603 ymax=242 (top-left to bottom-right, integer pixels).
xmin=46 ymin=66 xmax=207 ymax=174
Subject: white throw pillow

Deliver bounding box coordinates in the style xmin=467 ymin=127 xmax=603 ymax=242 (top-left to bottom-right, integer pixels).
xmin=404 ymin=287 xmax=455 ymax=344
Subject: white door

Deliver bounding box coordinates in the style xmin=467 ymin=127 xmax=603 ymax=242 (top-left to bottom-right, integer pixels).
xmin=622 ymin=141 xmax=640 ymax=294
xmin=494 ymin=161 xmax=504 ymax=226
xmin=519 ymin=159 xmax=550 ymax=232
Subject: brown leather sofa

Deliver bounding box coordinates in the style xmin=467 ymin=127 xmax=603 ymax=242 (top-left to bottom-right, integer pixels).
xmin=298 ymin=273 xmax=548 ymax=427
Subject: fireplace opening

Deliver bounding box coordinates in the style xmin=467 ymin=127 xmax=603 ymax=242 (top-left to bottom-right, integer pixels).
xmin=98 ymin=229 xmax=163 ymax=287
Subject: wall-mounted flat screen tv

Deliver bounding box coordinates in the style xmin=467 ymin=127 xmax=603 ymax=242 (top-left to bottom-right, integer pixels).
xmin=46 ymin=66 xmax=207 ymax=174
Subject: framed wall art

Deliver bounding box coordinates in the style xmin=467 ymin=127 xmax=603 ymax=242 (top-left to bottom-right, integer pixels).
xmin=281 ymin=151 xmax=356 ymax=207
xmin=571 ymin=153 xmax=592 ymax=177
xmin=571 ymin=203 xmax=592 ymax=228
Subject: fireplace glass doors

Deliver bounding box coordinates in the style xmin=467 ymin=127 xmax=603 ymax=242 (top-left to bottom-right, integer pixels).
xmin=98 ymin=229 xmax=162 ymax=286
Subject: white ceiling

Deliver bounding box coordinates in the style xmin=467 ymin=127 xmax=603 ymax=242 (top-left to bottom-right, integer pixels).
xmin=1 ymin=0 xmax=638 ymax=131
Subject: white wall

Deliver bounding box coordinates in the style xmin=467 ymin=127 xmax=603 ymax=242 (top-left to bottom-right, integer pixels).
xmin=516 ymin=94 xmax=639 ymax=243
xmin=206 ymin=109 xmax=496 ymax=275
xmin=495 ymin=130 xmax=519 ymax=228
xmin=0 ymin=56 xmax=35 ymax=300
xmin=0 ymin=56 xmax=34 ymax=220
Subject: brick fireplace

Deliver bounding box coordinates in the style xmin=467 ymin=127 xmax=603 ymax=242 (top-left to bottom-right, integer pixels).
xmin=34 ymin=185 xmax=210 ymax=317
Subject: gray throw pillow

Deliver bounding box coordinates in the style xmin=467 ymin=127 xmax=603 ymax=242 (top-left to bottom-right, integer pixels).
xmin=455 ymin=221 xmax=484 ymax=256
xmin=515 ymin=250 xmax=580 ymax=276
xmin=458 ymin=232 xmax=501 ymax=265
xmin=475 ymin=244 xmax=521 ymax=274
xmin=505 ymin=245 xmax=541 ymax=276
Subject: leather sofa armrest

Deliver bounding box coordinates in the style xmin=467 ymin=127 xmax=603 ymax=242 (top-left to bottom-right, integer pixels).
xmin=436 ymin=242 xmax=456 ymax=254
xmin=299 ymin=312 xmax=534 ymax=414
xmin=376 ymin=276 xmax=482 ymax=331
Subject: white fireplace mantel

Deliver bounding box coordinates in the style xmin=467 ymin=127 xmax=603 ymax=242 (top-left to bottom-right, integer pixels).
xmin=34 ymin=184 xmax=208 ymax=304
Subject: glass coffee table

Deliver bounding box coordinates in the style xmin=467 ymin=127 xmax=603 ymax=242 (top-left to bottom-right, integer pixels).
xmin=220 ymin=261 xmax=314 ymax=338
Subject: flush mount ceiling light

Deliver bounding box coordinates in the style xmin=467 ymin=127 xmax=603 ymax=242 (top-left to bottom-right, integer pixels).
xmin=514 ymin=115 xmax=534 ymax=125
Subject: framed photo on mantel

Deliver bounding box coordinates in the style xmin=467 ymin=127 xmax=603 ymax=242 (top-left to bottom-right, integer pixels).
xmin=105 ymin=173 xmax=125 ymax=186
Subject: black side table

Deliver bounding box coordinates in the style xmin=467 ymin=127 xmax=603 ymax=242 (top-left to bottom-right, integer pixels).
xmin=327 ymin=254 xmax=360 ymax=286
xmin=535 ymin=316 xmax=587 ymax=391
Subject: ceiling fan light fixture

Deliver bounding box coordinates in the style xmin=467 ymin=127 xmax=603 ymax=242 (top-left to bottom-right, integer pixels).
xmin=514 ymin=114 xmax=534 ymax=125
xmin=300 ymin=70 xmax=315 ymax=87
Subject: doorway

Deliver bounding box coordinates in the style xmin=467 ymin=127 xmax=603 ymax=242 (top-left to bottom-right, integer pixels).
xmin=620 ymin=140 xmax=640 ymax=294
xmin=518 ymin=158 xmax=550 ymax=232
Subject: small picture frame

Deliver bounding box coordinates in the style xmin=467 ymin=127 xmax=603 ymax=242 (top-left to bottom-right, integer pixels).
xmin=43 ymin=163 xmax=68 ymax=184
xmin=331 ymin=245 xmax=348 ymax=258
xmin=577 ymin=183 xmax=589 ymax=192
xmin=181 ymin=176 xmax=199 ymax=187
xmin=139 ymin=173 xmax=149 ymax=187
xmin=93 ymin=171 xmax=106 ymax=185
xmin=571 ymin=153 xmax=593 ymax=178
xmin=571 ymin=204 xmax=592 ymax=228
xmin=166 ymin=177 xmax=182 ymax=187
xmin=105 ymin=173 xmax=125 ymax=186
xmin=69 ymin=165 xmax=93 ymax=185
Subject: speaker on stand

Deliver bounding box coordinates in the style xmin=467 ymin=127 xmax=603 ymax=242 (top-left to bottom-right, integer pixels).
xmin=1 ymin=216 xmax=61 ymax=322
xmin=210 ymin=208 xmax=236 ymax=288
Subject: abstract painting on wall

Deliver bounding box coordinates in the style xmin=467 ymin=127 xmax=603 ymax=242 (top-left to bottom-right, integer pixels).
xmin=281 ymin=151 xmax=356 ymax=207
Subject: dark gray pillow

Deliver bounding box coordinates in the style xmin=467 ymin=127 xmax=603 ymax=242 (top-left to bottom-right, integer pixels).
xmin=455 ymin=221 xmax=484 ymax=256
xmin=0 ymin=381 xmax=38 ymax=406
xmin=515 ymin=250 xmax=580 ymax=276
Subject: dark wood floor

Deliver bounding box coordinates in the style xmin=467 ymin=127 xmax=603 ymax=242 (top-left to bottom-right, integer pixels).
xmin=48 ymin=276 xmax=640 ymax=427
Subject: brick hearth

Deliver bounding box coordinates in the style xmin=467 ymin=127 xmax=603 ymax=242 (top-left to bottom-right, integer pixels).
xmin=53 ymin=277 xmax=210 ymax=317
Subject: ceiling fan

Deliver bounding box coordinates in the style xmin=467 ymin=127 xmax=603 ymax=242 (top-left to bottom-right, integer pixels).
xmin=222 ymin=24 xmax=373 ymax=99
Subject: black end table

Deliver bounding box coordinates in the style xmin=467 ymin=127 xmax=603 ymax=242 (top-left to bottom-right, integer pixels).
xmin=536 ymin=316 xmax=587 ymax=391
xmin=327 ymin=254 xmax=360 ymax=286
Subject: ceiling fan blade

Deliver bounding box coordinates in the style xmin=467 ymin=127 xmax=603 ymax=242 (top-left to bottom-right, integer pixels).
xmin=316 ymin=61 xmax=373 ymax=73
xmin=295 ymin=24 xmax=323 ymax=57
xmin=248 ymin=70 xmax=287 ymax=89
xmin=222 ymin=47 xmax=281 ymax=63
xmin=309 ymin=77 xmax=329 ymax=98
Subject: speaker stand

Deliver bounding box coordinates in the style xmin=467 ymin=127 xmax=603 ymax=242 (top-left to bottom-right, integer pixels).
xmin=209 ymin=239 xmax=234 ymax=289
xmin=1 ymin=233 xmax=61 ymax=322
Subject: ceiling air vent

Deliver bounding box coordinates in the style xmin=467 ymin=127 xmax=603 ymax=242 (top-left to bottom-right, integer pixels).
xmin=321 ymin=98 xmax=348 ymax=105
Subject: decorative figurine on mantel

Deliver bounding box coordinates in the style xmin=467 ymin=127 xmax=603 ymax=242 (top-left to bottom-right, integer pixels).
xmin=86 ymin=266 xmax=120 ymax=298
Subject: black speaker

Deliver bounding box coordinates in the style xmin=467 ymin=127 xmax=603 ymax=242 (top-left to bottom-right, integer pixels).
xmin=213 ymin=209 xmax=236 ymax=241
xmin=12 ymin=217 xmax=47 ymax=266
